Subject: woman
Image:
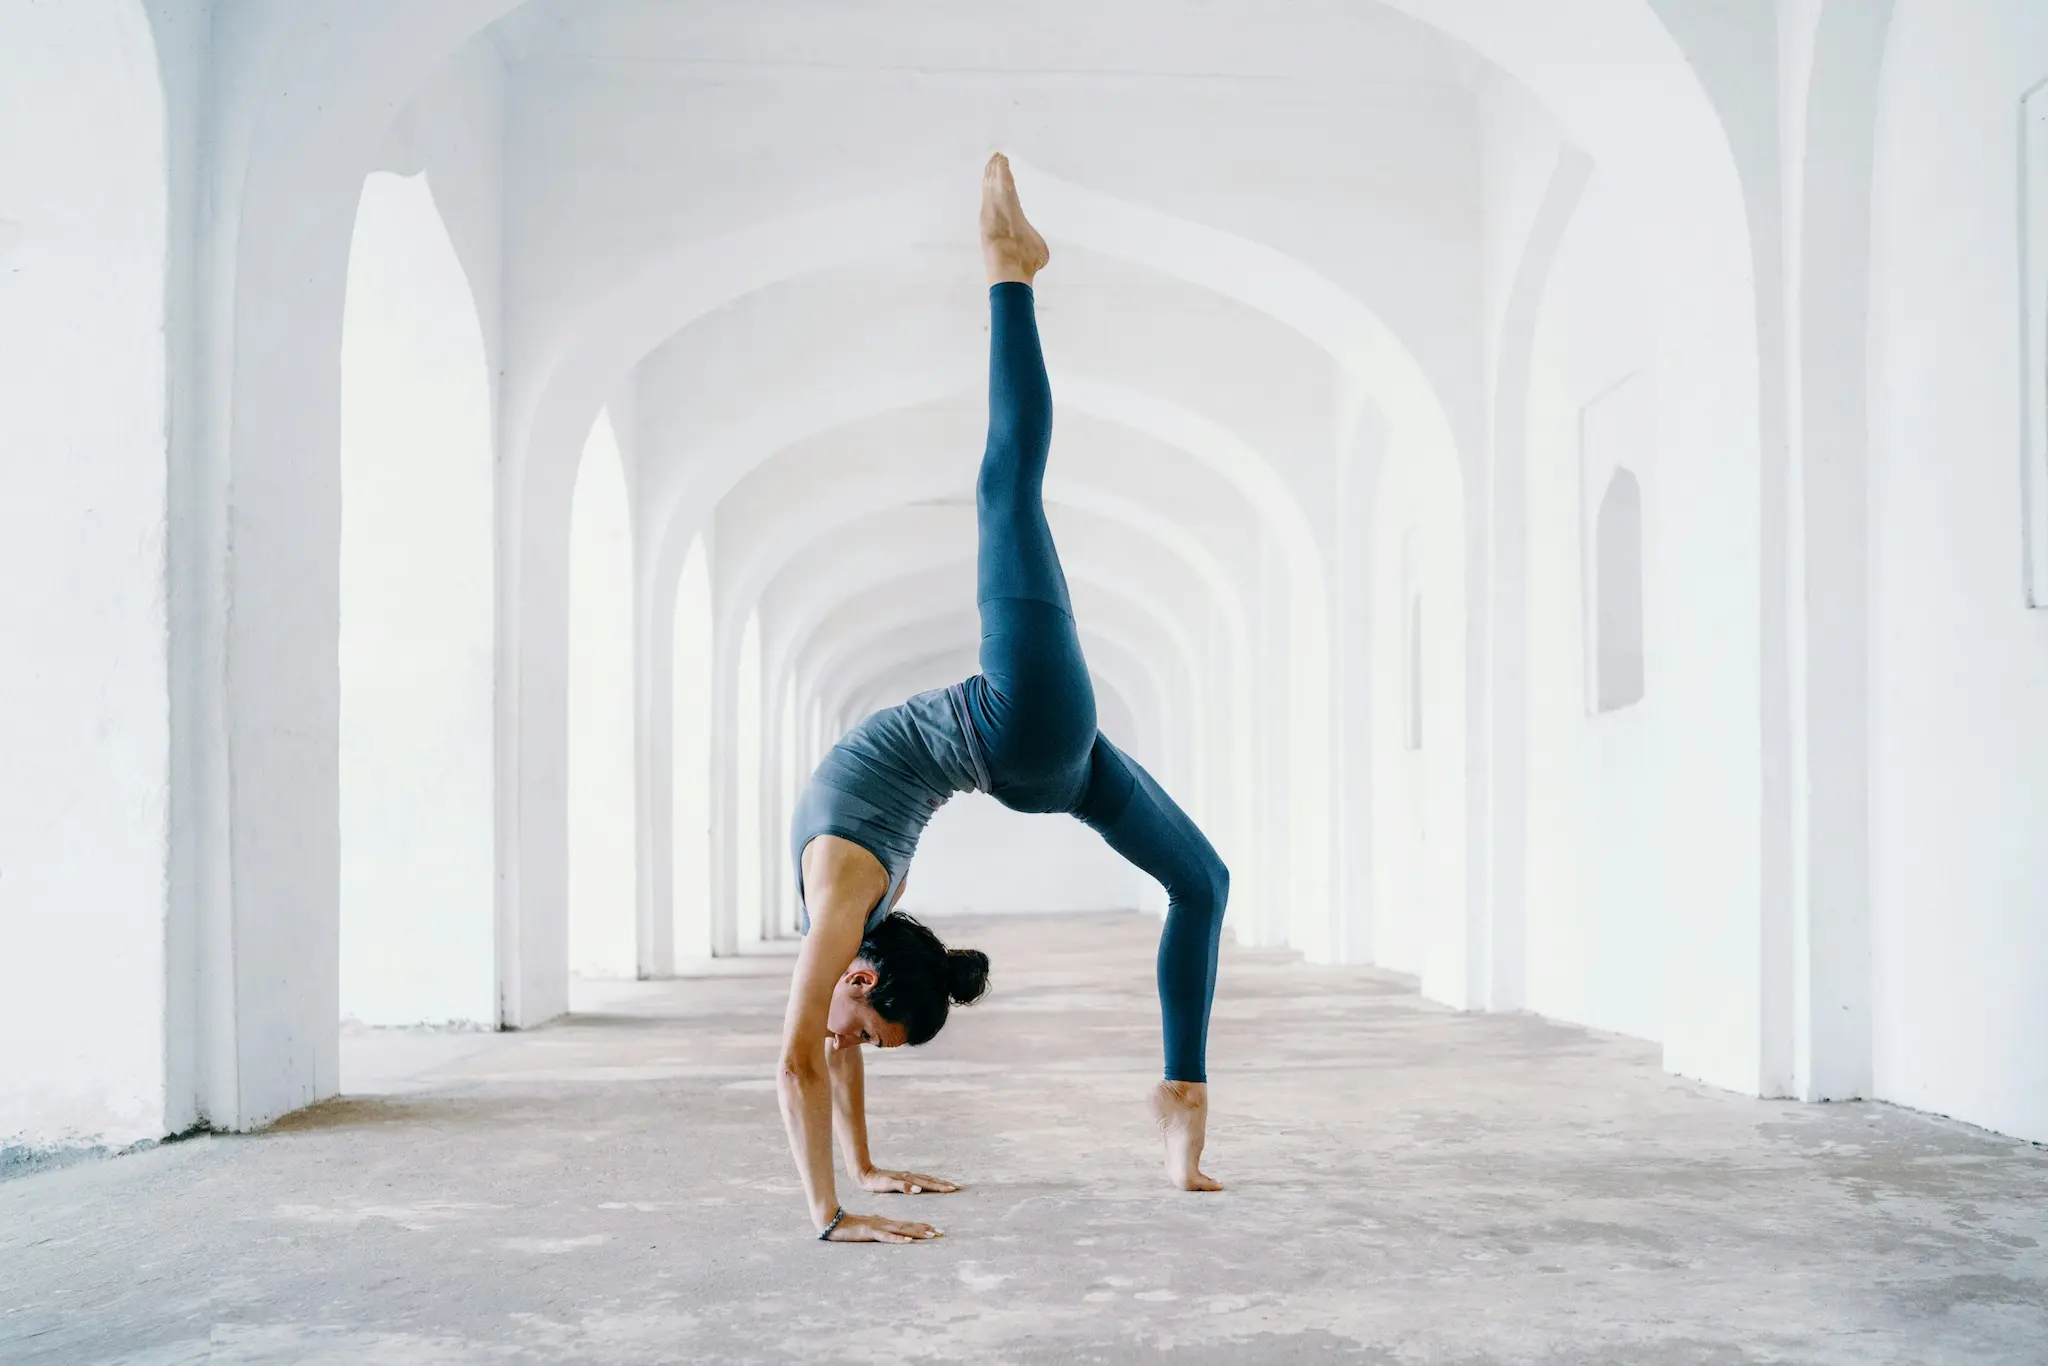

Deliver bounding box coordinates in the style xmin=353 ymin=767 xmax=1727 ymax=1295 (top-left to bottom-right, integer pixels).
xmin=777 ymin=154 xmax=1230 ymax=1244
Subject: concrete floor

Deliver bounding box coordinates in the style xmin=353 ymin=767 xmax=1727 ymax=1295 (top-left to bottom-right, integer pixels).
xmin=4 ymin=913 xmax=2047 ymax=1365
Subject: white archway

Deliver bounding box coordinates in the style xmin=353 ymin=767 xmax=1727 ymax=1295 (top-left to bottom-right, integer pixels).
xmin=774 ymin=679 xmax=800 ymax=935
xmin=338 ymin=170 xmax=495 ymax=1026
xmin=670 ymin=536 xmax=714 ymax=965
xmin=568 ymin=411 xmax=636 ymax=980
xmin=734 ymin=612 xmax=767 ymax=946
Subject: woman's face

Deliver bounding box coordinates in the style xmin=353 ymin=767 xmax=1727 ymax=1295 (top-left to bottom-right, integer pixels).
xmin=827 ymin=965 xmax=909 ymax=1050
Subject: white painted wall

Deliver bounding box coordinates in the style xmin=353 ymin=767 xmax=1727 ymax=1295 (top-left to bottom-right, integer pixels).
xmin=0 ymin=0 xmax=171 ymax=1156
xmin=1371 ymin=426 xmax=1467 ymax=1003
xmin=1519 ymin=179 xmax=1663 ymax=1044
xmin=1867 ymin=0 xmax=2048 ymax=1143
xmin=338 ymin=171 xmax=496 ymax=1027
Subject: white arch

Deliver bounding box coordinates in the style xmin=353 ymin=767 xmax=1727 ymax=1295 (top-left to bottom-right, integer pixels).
xmin=188 ymin=0 xmax=526 ymax=1130
xmin=514 ymin=165 xmax=1460 ymax=528
xmin=568 ymin=411 xmax=637 ymax=979
xmin=670 ymin=537 xmax=714 ymax=965
xmin=338 ymin=170 xmax=495 ymax=1026
xmin=734 ymin=612 xmax=767 ymax=945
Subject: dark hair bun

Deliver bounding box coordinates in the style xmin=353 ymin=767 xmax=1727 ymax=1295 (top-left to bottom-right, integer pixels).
xmin=861 ymin=912 xmax=989 ymax=1044
xmin=944 ymin=948 xmax=991 ymax=1005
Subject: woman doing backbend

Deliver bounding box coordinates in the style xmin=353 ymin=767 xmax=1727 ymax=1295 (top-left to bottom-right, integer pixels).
xmin=776 ymin=155 xmax=1231 ymax=1244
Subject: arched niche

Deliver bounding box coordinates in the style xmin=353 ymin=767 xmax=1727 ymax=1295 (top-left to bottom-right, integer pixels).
xmin=1593 ymin=466 xmax=1645 ymax=714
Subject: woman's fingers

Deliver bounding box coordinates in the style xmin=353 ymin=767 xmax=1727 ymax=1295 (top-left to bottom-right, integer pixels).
xmin=867 ymin=1168 xmax=961 ymax=1194
xmin=827 ymin=1212 xmax=943 ymax=1243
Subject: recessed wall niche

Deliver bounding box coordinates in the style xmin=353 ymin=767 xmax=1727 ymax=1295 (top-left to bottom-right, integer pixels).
xmin=1594 ymin=468 xmax=1646 ymax=711
xmin=1579 ymin=373 xmax=1650 ymax=714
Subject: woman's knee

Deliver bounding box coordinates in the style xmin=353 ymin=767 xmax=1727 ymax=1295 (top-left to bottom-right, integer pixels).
xmin=1173 ymin=848 xmax=1229 ymax=923
xmin=1200 ymin=854 xmax=1230 ymax=919
xmin=1207 ymin=855 xmax=1230 ymax=908
xmin=977 ymin=435 xmax=1049 ymax=507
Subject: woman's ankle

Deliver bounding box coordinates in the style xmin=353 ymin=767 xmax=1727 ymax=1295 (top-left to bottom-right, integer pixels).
xmin=1150 ymin=1079 xmax=1207 ymax=1126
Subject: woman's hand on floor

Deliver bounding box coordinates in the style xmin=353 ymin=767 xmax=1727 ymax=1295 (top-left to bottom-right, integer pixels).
xmin=857 ymin=1166 xmax=959 ymax=1195
xmin=823 ymin=1212 xmax=943 ymax=1243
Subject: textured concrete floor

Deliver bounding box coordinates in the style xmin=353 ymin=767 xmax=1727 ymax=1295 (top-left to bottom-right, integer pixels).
xmin=5 ymin=912 xmax=2047 ymax=1365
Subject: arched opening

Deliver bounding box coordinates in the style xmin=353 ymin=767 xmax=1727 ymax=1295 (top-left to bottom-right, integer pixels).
xmin=1594 ymin=467 xmax=1645 ymax=713
xmin=735 ymin=611 xmax=765 ymax=947
xmin=337 ymin=171 xmax=495 ymax=1026
xmin=568 ymin=409 xmax=636 ymax=980
xmin=776 ymin=679 xmax=799 ymax=936
xmin=670 ymin=536 xmax=714 ymax=963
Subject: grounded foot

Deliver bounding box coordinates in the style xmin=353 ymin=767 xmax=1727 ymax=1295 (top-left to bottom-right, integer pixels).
xmin=1151 ymin=1081 xmax=1224 ymax=1192
xmin=981 ymin=152 xmax=1050 ymax=286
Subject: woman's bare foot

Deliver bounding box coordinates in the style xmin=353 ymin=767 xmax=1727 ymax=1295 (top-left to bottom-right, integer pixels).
xmin=1150 ymin=1081 xmax=1224 ymax=1192
xmin=981 ymin=152 xmax=1049 ymax=287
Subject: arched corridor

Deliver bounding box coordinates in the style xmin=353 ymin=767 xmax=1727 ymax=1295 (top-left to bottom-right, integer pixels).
xmin=5 ymin=1 xmax=2048 ymax=1359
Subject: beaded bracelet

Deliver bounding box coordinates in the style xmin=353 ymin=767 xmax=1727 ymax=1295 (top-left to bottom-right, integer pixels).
xmin=818 ymin=1206 xmax=846 ymax=1241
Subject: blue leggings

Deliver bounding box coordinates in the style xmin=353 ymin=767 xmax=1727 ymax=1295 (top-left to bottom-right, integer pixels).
xmin=959 ymin=283 xmax=1230 ymax=1085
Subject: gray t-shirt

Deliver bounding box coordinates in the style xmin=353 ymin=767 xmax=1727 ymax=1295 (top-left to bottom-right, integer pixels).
xmin=790 ymin=682 xmax=990 ymax=933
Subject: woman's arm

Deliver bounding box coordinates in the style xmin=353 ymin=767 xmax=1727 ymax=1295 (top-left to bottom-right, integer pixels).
xmin=828 ymin=1035 xmax=959 ymax=1195
xmin=826 ymin=1034 xmax=875 ymax=1178
xmin=777 ymin=836 xmax=940 ymax=1243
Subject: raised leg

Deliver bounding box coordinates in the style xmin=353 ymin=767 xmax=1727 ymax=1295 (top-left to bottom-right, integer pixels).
xmin=976 ymin=281 xmax=1066 ymax=616
xmin=968 ymin=157 xmax=1095 ymax=803
xmin=1073 ymin=734 xmax=1229 ymax=1191
xmin=975 ymin=153 xmax=1059 ymax=624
